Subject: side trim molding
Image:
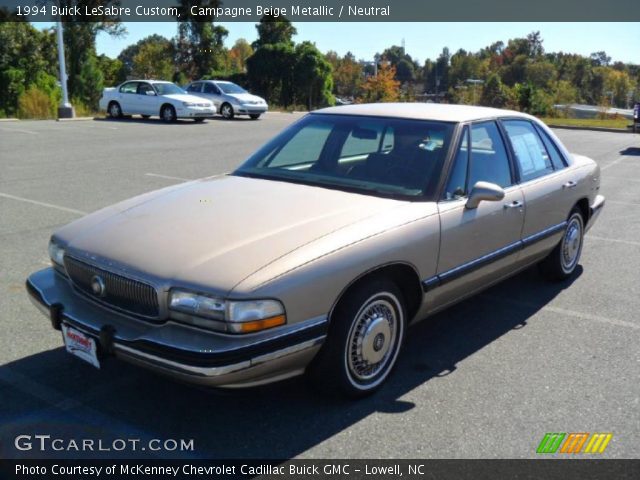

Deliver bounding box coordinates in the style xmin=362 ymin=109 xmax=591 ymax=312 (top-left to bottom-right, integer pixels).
xmin=422 ymin=221 xmax=567 ymax=292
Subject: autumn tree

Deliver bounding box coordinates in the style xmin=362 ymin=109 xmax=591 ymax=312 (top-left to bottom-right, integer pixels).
xmin=228 ymin=38 xmax=253 ymax=73
xmin=359 ymin=63 xmax=400 ymax=103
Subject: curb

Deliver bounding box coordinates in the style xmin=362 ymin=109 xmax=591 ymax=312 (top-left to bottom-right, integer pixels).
xmin=0 ymin=118 xmax=19 ymax=122
xmin=56 ymin=117 xmax=98 ymax=122
xmin=548 ymin=124 xmax=634 ymax=134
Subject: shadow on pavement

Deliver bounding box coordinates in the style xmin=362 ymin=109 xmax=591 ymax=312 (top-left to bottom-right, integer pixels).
xmin=0 ymin=267 xmax=581 ymax=459
xmin=619 ymin=147 xmax=640 ymax=157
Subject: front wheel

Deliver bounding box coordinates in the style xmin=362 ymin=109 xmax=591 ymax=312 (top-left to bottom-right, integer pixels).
xmin=307 ymin=277 xmax=406 ymax=398
xmin=160 ymin=105 xmax=176 ymax=123
xmin=220 ymin=103 xmax=234 ymax=120
xmin=249 ymin=113 xmax=261 ymax=120
xmin=539 ymin=208 xmax=584 ymax=281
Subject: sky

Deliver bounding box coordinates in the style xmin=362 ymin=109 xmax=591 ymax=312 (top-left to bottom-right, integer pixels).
xmin=88 ymin=22 xmax=640 ymax=64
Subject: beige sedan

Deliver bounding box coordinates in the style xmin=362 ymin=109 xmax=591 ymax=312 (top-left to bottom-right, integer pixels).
xmin=27 ymin=103 xmax=604 ymax=397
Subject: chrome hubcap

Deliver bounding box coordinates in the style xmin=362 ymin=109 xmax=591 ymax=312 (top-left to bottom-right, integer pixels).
xmin=562 ymin=217 xmax=582 ymax=271
xmin=163 ymin=108 xmax=174 ymax=121
xmin=222 ymin=105 xmax=231 ymax=117
xmin=347 ymin=299 xmax=397 ymax=381
xmin=110 ymin=104 xmax=119 ymax=116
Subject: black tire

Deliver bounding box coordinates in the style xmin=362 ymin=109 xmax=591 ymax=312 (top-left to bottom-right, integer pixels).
xmin=249 ymin=114 xmax=261 ymax=120
xmin=160 ymin=104 xmax=176 ymax=123
xmin=141 ymin=114 xmax=151 ymax=119
xmin=107 ymin=101 xmax=122 ymax=119
xmin=220 ymin=103 xmax=234 ymax=120
xmin=307 ymin=277 xmax=406 ymax=398
xmin=194 ymin=118 xmax=205 ymax=123
xmin=539 ymin=208 xmax=585 ymax=281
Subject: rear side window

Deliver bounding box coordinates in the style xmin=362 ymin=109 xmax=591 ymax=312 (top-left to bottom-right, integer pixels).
xmin=119 ymin=82 xmax=137 ymax=94
xmin=535 ymin=124 xmax=567 ymax=170
xmin=503 ymin=120 xmax=554 ymax=181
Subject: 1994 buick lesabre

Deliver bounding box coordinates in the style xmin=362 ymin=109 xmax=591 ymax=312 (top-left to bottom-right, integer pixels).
xmin=27 ymin=104 xmax=604 ymax=397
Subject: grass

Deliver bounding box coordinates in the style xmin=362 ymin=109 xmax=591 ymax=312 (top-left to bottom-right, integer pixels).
xmin=540 ymin=117 xmax=631 ymax=130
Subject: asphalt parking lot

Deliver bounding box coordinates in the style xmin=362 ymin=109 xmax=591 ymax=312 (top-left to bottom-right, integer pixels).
xmin=0 ymin=114 xmax=638 ymax=459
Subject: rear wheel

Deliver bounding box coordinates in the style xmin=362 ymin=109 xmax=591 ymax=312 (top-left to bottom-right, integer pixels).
xmin=307 ymin=277 xmax=406 ymax=398
xmin=220 ymin=103 xmax=234 ymax=120
xmin=160 ymin=105 xmax=176 ymax=123
xmin=107 ymin=102 xmax=122 ymax=119
xmin=539 ymin=208 xmax=584 ymax=281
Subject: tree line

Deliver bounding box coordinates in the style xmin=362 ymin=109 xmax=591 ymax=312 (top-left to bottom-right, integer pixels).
xmin=0 ymin=11 xmax=638 ymax=118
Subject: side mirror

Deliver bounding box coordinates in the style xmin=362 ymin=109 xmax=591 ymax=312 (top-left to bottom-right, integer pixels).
xmin=465 ymin=181 xmax=505 ymax=209
xmin=145 ymin=90 xmax=156 ymax=96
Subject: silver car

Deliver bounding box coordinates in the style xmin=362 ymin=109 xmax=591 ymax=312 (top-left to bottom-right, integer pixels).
xmin=26 ymin=104 xmax=604 ymax=398
xmin=185 ymin=80 xmax=268 ymax=120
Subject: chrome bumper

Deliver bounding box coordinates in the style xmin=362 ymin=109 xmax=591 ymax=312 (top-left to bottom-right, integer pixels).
xmin=586 ymin=194 xmax=605 ymax=232
xmin=26 ymin=268 xmax=326 ymax=387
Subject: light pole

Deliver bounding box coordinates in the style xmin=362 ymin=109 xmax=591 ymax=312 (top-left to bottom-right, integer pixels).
xmin=465 ymin=79 xmax=484 ymax=105
xmin=56 ymin=17 xmax=74 ymax=118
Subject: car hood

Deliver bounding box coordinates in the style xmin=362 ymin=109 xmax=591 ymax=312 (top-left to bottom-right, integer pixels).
xmin=161 ymin=93 xmax=211 ymax=104
xmin=226 ymin=92 xmax=265 ymax=104
xmin=58 ymin=176 xmax=405 ymax=295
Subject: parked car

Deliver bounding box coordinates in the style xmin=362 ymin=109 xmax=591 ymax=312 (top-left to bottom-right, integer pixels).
xmin=99 ymin=80 xmax=216 ymax=123
xmin=27 ymin=104 xmax=604 ymax=397
xmin=185 ymin=80 xmax=267 ymax=120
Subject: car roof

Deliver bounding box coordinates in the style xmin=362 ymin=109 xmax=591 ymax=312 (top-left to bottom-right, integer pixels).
xmin=123 ymin=80 xmax=173 ymax=84
xmin=314 ymin=103 xmax=534 ymax=123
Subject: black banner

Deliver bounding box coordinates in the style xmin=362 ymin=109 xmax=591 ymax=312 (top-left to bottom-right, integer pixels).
xmin=1 ymin=459 xmax=640 ymax=480
xmin=0 ymin=0 xmax=639 ymax=22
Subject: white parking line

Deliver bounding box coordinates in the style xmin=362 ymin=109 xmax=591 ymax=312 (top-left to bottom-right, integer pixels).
xmin=483 ymin=295 xmax=639 ymax=330
xmin=587 ymin=235 xmax=640 ymax=247
xmin=601 ymin=156 xmax=628 ymax=171
xmin=0 ymin=127 xmax=38 ymax=135
xmin=0 ymin=192 xmax=86 ymax=215
xmin=145 ymin=173 xmax=192 ymax=181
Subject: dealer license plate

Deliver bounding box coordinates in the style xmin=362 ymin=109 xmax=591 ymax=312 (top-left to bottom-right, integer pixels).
xmin=61 ymin=324 xmax=100 ymax=369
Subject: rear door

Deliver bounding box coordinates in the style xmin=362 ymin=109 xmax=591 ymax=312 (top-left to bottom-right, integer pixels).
xmin=117 ymin=81 xmax=138 ymax=114
xmin=430 ymin=121 xmax=525 ymax=309
xmin=500 ymin=119 xmax=578 ymax=261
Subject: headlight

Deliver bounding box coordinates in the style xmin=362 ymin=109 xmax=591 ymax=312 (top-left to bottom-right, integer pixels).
xmin=48 ymin=239 xmax=66 ymax=273
xmin=168 ymin=290 xmax=286 ymax=334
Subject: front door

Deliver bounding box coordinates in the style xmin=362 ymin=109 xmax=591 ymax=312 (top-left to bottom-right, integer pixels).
xmin=429 ymin=121 xmax=525 ymax=310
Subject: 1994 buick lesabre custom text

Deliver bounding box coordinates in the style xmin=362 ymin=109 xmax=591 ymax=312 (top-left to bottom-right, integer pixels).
xmin=26 ymin=104 xmax=604 ymax=397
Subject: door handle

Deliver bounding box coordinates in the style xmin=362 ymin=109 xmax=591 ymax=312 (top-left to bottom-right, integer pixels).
xmin=504 ymin=200 xmax=523 ymax=209
xmin=563 ymin=180 xmax=577 ymax=189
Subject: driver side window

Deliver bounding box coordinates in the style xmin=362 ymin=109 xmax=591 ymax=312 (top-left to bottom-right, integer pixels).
xmin=444 ymin=122 xmax=513 ymax=200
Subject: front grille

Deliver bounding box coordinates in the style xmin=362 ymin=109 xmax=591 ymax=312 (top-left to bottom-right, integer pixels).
xmin=64 ymin=256 xmax=159 ymax=318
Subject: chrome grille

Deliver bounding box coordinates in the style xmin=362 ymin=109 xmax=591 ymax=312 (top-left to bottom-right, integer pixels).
xmin=64 ymin=256 xmax=159 ymax=318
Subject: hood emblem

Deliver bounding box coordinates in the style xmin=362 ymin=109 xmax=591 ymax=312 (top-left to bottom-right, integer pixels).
xmin=90 ymin=275 xmax=106 ymax=297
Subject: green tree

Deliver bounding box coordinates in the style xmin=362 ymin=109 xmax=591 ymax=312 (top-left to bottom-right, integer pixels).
xmin=480 ymin=73 xmax=508 ymax=108
xmin=247 ymin=43 xmax=296 ymax=106
xmin=293 ymin=41 xmax=333 ymax=109
xmin=228 ymin=38 xmax=253 ymax=73
xmin=252 ymin=14 xmax=297 ymax=49
xmin=131 ymin=40 xmax=175 ymax=80
xmin=96 ymin=54 xmax=125 ymax=86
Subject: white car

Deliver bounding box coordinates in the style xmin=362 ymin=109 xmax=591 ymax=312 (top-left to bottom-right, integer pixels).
xmin=185 ymin=80 xmax=268 ymax=120
xmin=99 ymin=80 xmax=216 ymax=123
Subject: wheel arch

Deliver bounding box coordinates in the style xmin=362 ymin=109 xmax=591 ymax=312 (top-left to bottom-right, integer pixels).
xmin=328 ymin=262 xmax=423 ymax=325
xmin=160 ymin=103 xmax=175 ymax=114
xmin=575 ymin=197 xmax=590 ymax=224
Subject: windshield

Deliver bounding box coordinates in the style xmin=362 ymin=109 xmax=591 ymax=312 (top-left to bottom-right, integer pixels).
xmin=154 ymin=83 xmax=185 ymax=96
xmin=234 ymin=114 xmax=455 ymax=199
xmin=218 ymin=82 xmax=247 ymax=94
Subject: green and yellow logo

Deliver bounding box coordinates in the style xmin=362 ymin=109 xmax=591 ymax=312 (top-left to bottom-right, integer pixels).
xmin=536 ymin=432 xmax=613 ymax=454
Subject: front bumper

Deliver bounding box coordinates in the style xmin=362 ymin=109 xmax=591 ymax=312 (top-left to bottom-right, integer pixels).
xmin=176 ymin=106 xmax=216 ymax=118
xmin=26 ymin=268 xmax=326 ymax=387
xmin=586 ymin=194 xmax=605 ymax=232
xmin=236 ymin=105 xmax=268 ymax=115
